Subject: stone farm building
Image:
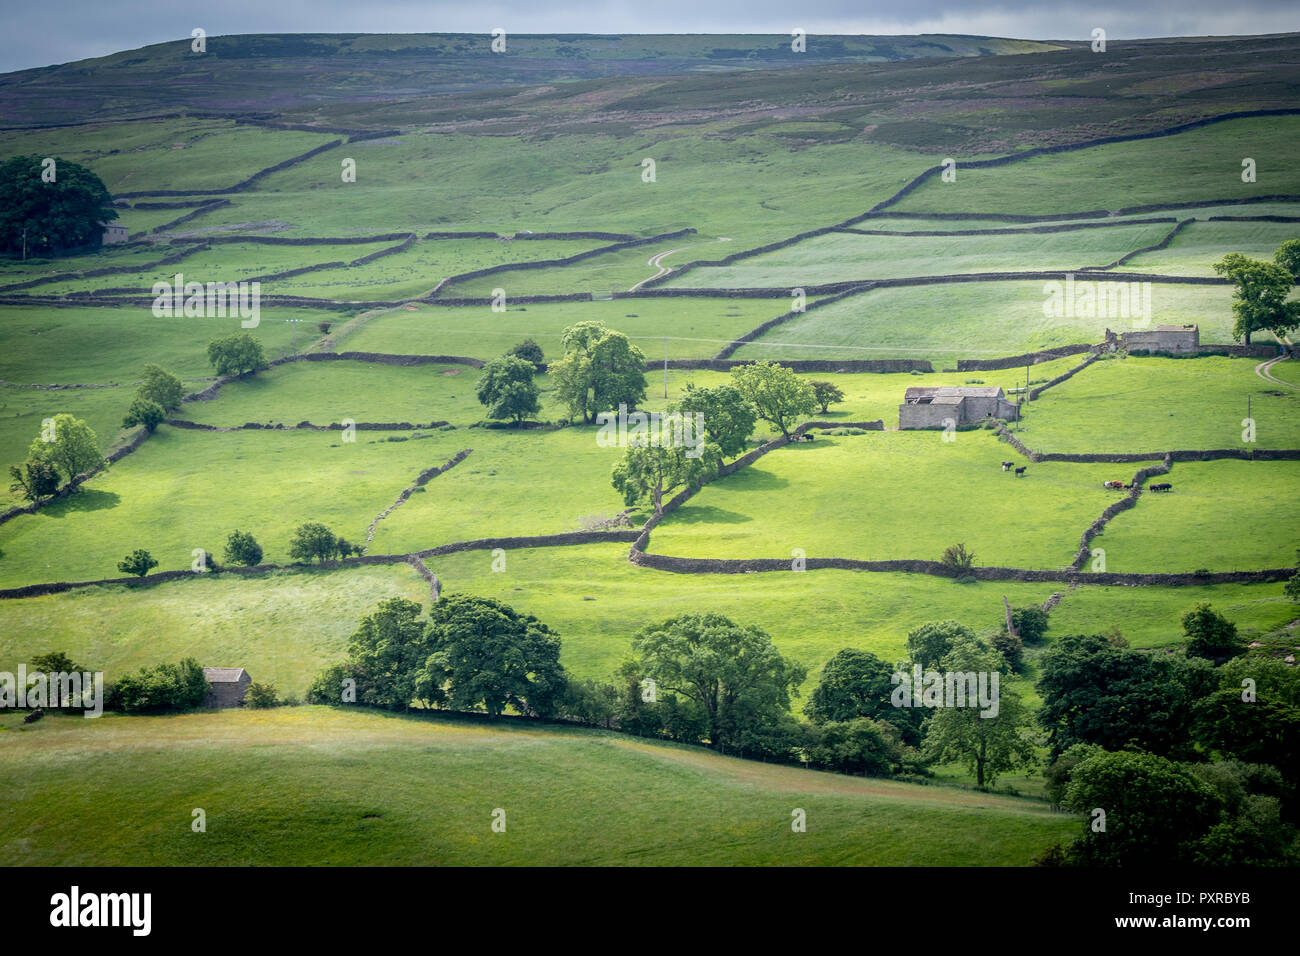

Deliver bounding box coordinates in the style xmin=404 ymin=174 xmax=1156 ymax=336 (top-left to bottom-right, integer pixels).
xmin=899 ymin=385 xmax=1020 ymax=430
xmin=101 ymin=223 xmax=128 ymax=245
xmin=203 ymin=667 xmax=251 ymax=708
xmin=1106 ymin=324 xmax=1199 ymax=354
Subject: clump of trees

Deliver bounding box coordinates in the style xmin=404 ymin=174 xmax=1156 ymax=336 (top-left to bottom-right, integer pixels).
xmin=122 ymin=364 xmax=186 ymax=433
xmin=0 ymin=155 xmax=117 ymax=256
xmin=117 ymin=549 xmax=158 ymax=578
xmin=729 ymin=361 xmax=817 ymax=437
xmin=292 ymin=586 xmax=1298 ymax=868
xmin=508 ymin=338 xmax=545 ymax=370
xmin=288 ymin=522 xmax=360 ymax=564
xmin=108 ymin=658 xmax=209 ymax=713
xmin=207 ymin=332 xmax=268 ymax=377
xmin=8 ymin=413 xmax=103 ymax=502
xmin=308 ymin=595 xmax=565 ymax=718
xmin=809 ymin=380 xmax=845 ymax=414
xmin=223 ymin=529 xmax=264 ymax=567
xmin=244 ymin=681 xmax=280 ymax=708
xmin=550 ymin=322 xmax=647 ymax=423
xmin=1213 ymin=240 xmax=1300 ymax=344
xmin=1037 ymin=613 xmax=1300 ymax=866
xmin=475 ymin=354 xmax=540 ymax=426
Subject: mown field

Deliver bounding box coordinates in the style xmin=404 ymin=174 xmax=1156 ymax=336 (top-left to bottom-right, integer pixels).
xmin=0 ymin=707 xmax=1079 ymax=866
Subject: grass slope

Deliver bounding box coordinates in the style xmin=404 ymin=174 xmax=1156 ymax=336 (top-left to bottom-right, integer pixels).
xmin=0 ymin=707 xmax=1078 ymax=866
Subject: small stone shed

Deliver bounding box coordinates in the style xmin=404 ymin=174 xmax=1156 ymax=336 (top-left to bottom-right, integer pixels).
xmin=1108 ymin=324 xmax=1199 ymax=353
xmin=101 ymin=223 xmax=129 ymax=245
xmin=203 ymin=667 xmax=251 ymax=709
xmin=899 ymin=385 xmax=1020 ymax=429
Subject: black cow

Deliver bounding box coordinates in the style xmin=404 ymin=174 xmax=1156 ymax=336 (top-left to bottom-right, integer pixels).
xmin=1001 ymin=460 xmax=1014 ymax=471
xmin=23 ymin=708 xmax=43 ymax=724
xmin=1014 ymin=466 xmax=1027 ymax=477
xmin=1149 ymin=482 xmax=1172 ymax=492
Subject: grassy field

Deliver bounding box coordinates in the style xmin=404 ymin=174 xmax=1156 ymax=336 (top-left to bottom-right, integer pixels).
xmin=367 ymin=428 xmax=630 ymax=552
xmin=1095 ymin=460 xmax=1299 ymax=572
xmin=663 ymin=221 xmax=1175 ymax=288
xmin=0 ymin=707 xmax=1079 ymax=866
xmin=0 ymin=541 xmax=1291 ymax=699
xmin=160 ymin=131 xmax=937 ymax=249
xmin=1018 ymin=355 xmax=1300 ymax=453
xmin=730 ymin=281 xmax=1241 ymax=361
xmin=0 ymin=564 xmax=428 ymax=694
xmin=1119 ymin=219 xmax=1300 ymax=276
xmin=647 ymin=430 xmax=1125 ymax=568
xmin=0 ymin=118 xmax=336 ymax=194
xmin=0 ymin=304 xmax=312 ymax=384
xmin=890 ymin=116 xmax=1300 ymax=216
xmin=0 ymin=427 xmax=469 ymax=586
xmin=341 ymin=297 xmax=798 ymax=361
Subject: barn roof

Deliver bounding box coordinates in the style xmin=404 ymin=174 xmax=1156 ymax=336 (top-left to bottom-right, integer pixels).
xmin=203 ymin=667 xmax=248 ymax=683
xmin=904 ymin=386 xmax=1004 ymax=401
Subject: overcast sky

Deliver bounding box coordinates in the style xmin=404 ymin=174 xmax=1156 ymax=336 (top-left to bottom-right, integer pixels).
xmin=3 ymin=1 xmax=1297 ymax=74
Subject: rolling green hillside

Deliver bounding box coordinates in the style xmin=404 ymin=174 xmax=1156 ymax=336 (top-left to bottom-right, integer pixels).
xmin=0 ymin=707 xmax=1079 ymax=865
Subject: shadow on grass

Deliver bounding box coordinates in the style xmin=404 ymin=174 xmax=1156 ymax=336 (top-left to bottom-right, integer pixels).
xmin=39 ymin=488 xmax=121 ymax=518
xmin=666 ymin=504 xmax=751 ymax=526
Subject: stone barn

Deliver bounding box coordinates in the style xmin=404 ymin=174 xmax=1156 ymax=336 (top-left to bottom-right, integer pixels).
xmin=899 ymin=385 xmax=1020 ymax=429
xmin=1109 ymin=324 xmax=1199 ymax=353
xmin=203 ymin=667 xmax=251 ymax=708
xmin=101 ymin=223 xmax=129 ymax=245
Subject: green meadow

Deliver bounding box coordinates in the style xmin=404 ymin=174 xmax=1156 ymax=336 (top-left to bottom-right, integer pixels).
xmin=341 ymin=297 xmax=796 ymax=361
xmin=0 ymin=427 xmax=468 ymax=586
xmin=1094 ymin=460 xmax=1300 ymax=572
xmin=663 ymin=220 xmax=1174 ymax=288
xmin=1120 ymin=219 xmax=1300 ymax=276
xmin=890 ymin=115 xmax=1300 ymax=216
xmin=0 ymin=118 xmax=336 ymax=194
xmin=0 ymin=707 xmax=1078 ymax=866
xmin=647 ymin=430 xmax=1123 ymax=568
xmin=1018 ymin=355 xmax=1300 ymax=453
xmin=731 ymin=281 xmax=1241 ymax=361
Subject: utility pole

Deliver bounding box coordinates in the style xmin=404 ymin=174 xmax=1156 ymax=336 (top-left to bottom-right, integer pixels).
xmin=663 ymin=337 xmax=668 ymax=399
xmin=21 ymin=227 xmax=27 ymax=262
xmin=285 ymin=318 xmax=303 ymax=358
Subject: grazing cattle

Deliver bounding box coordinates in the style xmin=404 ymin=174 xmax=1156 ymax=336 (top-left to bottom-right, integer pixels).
xmin=1001 ymin=460 xmax=1014 ymax=471
xmin=23 ymin=708 xmax=43 ymax=724
xmin=1014 ymin=466 xmax=1027 ymax=477
xmin=1103 ymin=480 xmax=1126 ymax=490
xmin=1149 ymin=482 xmax=1172 ymax=492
